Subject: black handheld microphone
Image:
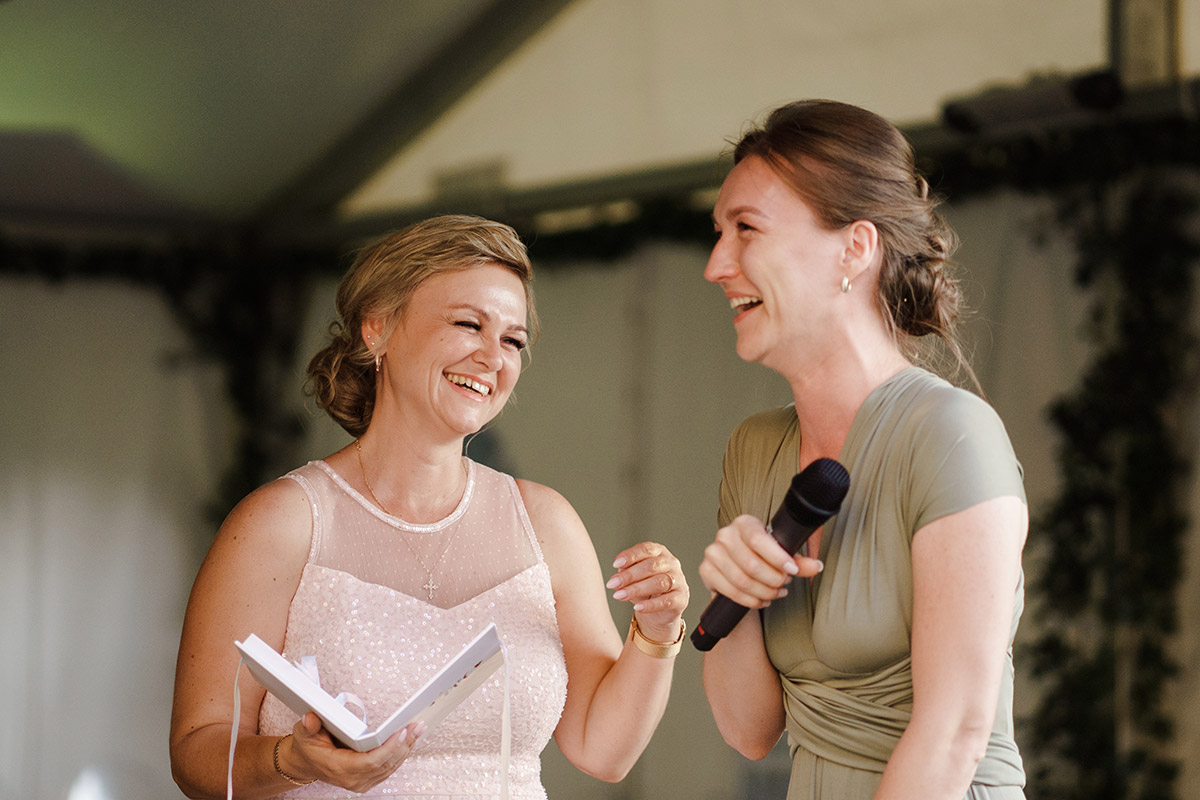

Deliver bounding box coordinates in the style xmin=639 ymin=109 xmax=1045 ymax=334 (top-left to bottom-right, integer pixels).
xmin=691 ymin=457 xmax=850 ymax=652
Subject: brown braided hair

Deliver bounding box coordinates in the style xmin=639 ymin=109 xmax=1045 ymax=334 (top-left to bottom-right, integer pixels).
xmin=733 ymin=99 xmax=973 ymax=383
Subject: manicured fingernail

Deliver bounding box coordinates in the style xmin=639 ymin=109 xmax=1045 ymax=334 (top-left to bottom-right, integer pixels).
xmin=613 ymin=556 xmax=628 ymax=568
xmin=606 ymin=576 xmax=621 ymax=589
xmin=633 ymin=602 xmax=645 ymax=611
xmin=613 ymin=589 xmax=628 ymax=600
xmin=815 ymin=560 xmax=825 ymax=573
xmin=783 ymin=561 xmax=799 ymax=575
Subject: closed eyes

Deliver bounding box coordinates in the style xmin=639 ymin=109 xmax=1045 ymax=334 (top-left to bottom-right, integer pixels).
xmin=455 ymin=320 xmax=526 ymax=351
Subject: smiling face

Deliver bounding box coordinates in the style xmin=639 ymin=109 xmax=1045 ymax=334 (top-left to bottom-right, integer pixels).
xmin=372 ymin=263 xmax=529 ymax=440
xmin=705 ymin=155 xmax=851 ymax=373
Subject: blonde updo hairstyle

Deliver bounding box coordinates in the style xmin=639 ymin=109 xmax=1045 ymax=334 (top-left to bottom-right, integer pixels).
xmin=306 ymin=214 xmax=537 ymax=437
xmin=734 ymin=99 xmax=970 ymax=377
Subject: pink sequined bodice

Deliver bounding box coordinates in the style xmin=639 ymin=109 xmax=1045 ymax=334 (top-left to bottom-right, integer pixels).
xmin=258 ymin=459 xmax=568 ymax=799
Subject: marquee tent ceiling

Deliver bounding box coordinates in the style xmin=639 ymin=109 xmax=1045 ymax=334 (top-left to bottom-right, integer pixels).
xmin=1 ymin=0 xmax=1196 ymax=251
xmin=0 ymin=0 xmax=575 ymax=238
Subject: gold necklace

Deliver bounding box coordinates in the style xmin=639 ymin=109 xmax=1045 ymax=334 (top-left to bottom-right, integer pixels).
xmin=355 ymin=439 xmax=460 ymax=601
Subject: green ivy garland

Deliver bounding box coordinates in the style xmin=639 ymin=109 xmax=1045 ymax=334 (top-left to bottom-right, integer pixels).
xmin=1023 ymin=170 xmax=1198 ymax=800
xmin=0 ymin=235 xmax=340 ymax=522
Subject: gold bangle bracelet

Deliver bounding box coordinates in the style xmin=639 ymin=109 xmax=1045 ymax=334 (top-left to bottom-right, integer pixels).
xmin=273 ymin=734 xmax=315 ymax=786
xmin=630 ymin=616 xmax=686 ymax=658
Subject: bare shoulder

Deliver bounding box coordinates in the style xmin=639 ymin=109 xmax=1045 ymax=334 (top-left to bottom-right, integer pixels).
xmin=206 ymin=475 xmax=313 ymax=576
xmin=514 ymin=478 xmax=597 ymax=580
xmin=180 ymin=475 xmax=314 ymax=651
xmin=514 ymin=478 xmax=578 ymax=526
xmin=224 ymin=474 xmax=310 ymax=529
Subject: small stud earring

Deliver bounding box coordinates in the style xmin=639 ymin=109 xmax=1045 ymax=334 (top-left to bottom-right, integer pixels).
xmin=841 ymin=276 xmax=851 ymax=293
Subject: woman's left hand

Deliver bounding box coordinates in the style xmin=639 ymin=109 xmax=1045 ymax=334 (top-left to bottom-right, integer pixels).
xmin=607 ymin=542 xmax=689 ymax=642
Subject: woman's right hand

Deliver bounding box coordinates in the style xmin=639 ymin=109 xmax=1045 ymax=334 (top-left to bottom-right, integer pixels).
xmin=279 ymin=713 xmax=425 ymax=792
xmin=697 ymin=514 xmax=824 ymax=609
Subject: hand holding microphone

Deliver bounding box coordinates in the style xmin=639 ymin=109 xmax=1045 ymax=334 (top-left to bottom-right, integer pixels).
xmin=691 ymin=457 xmax=850 ymax=652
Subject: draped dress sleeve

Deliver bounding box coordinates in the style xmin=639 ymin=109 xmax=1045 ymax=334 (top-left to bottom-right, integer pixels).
xmin=717 ymin=368 xmax=1028 ymax=800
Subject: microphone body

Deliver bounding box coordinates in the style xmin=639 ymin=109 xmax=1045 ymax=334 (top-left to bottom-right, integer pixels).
xmin=691 ymin=457 xmax=850 ymax=652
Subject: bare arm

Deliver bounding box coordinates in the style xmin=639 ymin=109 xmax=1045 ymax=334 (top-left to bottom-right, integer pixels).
xmin=518 ymin=479 xmax=688 ymax=782
xmin=169 ymin=480 xmax=421 ymax=798
xmin=696 ymin=513 xmax=824 ymax=758
xmin=873 ymin=495 xmax=1028 ymax=800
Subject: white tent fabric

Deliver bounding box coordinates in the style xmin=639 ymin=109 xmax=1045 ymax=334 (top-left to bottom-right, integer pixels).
xmin=343 ymin=0 xmax=1111 ymax=216
xmin=0 ymin=281 xmax=232 ymax=799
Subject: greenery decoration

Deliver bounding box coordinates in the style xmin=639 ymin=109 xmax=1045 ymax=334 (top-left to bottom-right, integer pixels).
xmin=1024 ymin=170 xmax=1198 ymax=800
xmin=0 ymin=235 xmax=340 ymax=522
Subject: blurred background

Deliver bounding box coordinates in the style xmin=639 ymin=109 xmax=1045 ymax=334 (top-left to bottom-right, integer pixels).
xmin=2 ymin=1 xmax=1199 ymax=798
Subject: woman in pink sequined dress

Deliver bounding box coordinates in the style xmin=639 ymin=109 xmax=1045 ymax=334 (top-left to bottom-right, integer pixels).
xmin=170 ymin=215 xmax=690 ymax=799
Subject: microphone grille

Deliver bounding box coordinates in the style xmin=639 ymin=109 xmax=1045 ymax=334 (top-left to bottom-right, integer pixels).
xmin=789 ymin=457 xmax=850 ymax=516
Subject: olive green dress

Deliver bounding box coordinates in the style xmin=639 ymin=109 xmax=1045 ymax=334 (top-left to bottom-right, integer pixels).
xmin=717 ymin=368 xmax=1027 ymax=799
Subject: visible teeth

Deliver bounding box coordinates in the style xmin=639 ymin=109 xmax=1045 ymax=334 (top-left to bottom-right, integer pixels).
xmin=447 ymin=374 xmax=491 ymax=396
xmin=730 ymin=296 xmax=762 ymax=309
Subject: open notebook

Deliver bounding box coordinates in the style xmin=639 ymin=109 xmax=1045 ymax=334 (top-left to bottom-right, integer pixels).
xmin=235 ymin=623 xmax=504 ymax=752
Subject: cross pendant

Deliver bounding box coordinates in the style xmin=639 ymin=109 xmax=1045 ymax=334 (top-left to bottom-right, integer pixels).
xmin=423 ymin=577 xmax=438 ymax=599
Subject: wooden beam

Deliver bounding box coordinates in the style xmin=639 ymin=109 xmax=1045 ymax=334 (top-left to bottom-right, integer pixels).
xmin=1109 ymin=0 xmax=1180 ymax=87
xmin=252 ymin=0 xmax=578 ymax=233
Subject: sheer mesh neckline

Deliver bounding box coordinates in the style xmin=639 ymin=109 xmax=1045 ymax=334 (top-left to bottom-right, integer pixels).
xmin=306 ymin=560 xmax=544 ymax=612
xmin=291 ymin=457 xmax=543 ymax=611
xmin=311 ymin=457 xmax=476 ymax=533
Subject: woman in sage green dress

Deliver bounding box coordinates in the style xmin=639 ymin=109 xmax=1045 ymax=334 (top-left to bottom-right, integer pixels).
xmin=698 ymin=100 xmax=1028 ymax=800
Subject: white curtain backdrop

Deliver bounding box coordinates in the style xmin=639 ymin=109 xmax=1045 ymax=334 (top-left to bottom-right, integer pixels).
xmin=0 ymin=280 xmax=232 ymax=800
xmin=2 ymin=183 xmax=1197 ymax=798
